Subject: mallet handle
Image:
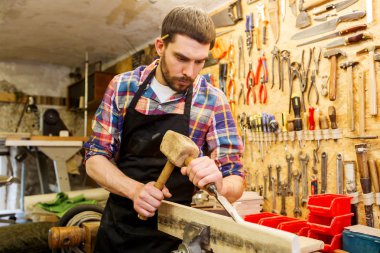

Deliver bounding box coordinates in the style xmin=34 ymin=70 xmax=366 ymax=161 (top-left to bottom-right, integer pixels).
xmin=138 ymin=161 xmax=175 ymax=220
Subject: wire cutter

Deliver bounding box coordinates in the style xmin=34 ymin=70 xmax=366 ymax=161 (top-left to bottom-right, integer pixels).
xmin=300 ymin=48 xmax=312 ymax=93
xmin=255 ymin=51 xmax=268 ymax=86
xmin=308 ymin=70 xmax=319 ymax=106
xmin=245 ymin=62 xmax=256 ymax=105
xmin=258 ymin=73 xmax=268 ymax=104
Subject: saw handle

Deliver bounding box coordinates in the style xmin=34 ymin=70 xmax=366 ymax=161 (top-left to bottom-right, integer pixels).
xmin=302 ymin=0 xmax=330 ymax=10
xmin=329 ymin=55 xmax=337 ymax=101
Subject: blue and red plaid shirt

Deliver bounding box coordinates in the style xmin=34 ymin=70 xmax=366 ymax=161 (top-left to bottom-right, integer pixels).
xmin=84 ymin=60 xmax=243 ymax=178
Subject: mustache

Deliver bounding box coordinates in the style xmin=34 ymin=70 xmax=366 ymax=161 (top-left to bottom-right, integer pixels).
xmin=173 ymin=76 xmax=194 ymax=83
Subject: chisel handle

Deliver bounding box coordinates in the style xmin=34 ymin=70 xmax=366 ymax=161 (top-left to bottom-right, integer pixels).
xmin=302 ymin=0 xmax=330 ymax=10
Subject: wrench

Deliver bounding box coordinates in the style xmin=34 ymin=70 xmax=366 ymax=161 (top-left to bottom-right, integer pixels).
xmin=286 ymin=153 xmax=294 ymax=196
xmin=268 ymin=165 xmax=273 ymax=191
xmin=299 ymin=152 xmax=310 ymax=206
xmin=321 ymin=152 xmax=328 ymax=194
xmin=263 ymin=174 xmax=268 ymax=199
xmin=276 ymin=164 xmax=281 ymax=196
xmin=293 ymin=170 xmax=302 ymax=217
xmin=280 ymin=182 xmax=288 ymax=215
xmin=271 ymin=177 xmax=278 ymax=213
xmin=336 ymin=153 xmax=344 ymax=194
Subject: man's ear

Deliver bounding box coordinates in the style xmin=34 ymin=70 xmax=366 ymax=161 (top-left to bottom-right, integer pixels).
xmin=155 ymin=37 xmax=165 ymax=57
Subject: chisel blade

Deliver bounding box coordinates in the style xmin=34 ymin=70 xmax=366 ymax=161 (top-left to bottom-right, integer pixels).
xmin=206 ymin=184 xmax=245 ymax=224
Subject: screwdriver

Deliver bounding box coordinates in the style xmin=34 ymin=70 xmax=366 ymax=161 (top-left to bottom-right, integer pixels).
xmin=291 ymin=96 xmax=303 ymax=148
xmin=308 ymin=107 xmax=315 ymax=142
xmin=247 ymin=115 xmax=254 ymax=161
xmin=262 ymin=113 xmax=269 ymax=152
xmin=257 ymin=114 xmax=264 ymax=161
xmin=319 ymin=110 xmax=330 ymax=140
xmin=314 ymin=108 xmax=322 ymax=148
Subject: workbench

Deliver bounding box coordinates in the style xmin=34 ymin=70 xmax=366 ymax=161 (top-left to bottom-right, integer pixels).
xmin=5 ymin=136 xmax=87 ymax=193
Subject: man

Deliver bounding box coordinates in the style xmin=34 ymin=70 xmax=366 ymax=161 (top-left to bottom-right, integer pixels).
xmin=84 ymin=6 xmax=244 ymax=253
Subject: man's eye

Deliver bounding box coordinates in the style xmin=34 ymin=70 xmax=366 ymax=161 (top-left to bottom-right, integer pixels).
xmin=195 ymin=60 xmax=205 ymax=64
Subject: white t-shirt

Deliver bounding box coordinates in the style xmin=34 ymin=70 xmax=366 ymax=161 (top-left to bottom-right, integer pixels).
xmin=150 ymin=76 xmax=177 ymax=103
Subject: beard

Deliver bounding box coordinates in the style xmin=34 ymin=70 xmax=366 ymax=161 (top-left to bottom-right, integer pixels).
xmin=160 ymin=54 xmax=194 ymax=92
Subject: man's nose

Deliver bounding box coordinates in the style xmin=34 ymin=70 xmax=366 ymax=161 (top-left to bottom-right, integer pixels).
xmin=182 ymin=62 xmax=195 ymax=78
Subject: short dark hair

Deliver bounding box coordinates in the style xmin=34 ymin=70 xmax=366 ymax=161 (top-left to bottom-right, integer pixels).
xmin=161 ymin=6 xmax=215 ymax=49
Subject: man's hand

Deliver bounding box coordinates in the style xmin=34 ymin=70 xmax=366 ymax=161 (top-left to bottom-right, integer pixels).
xmin=180 ymin=156 xmax=223 ymax=192
xmin=132 ymin=182 xmax=172 ymax=218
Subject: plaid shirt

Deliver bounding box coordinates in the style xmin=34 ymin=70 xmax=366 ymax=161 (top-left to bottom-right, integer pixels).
xmin=84 ymin=60 xmax=243 ymax=177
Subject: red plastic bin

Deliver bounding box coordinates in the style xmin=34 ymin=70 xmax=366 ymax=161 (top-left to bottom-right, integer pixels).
xmin=308 ymin=230 xmax=342 ymax=253
xmin=258 ymin=216 xmax=298 ymax=228
xmin=278 ymin=220 xmax=309 ymax=234
xmin=244 ymin=212 xmax=279 ymax=224
xmin=298 ymin=226 xmax=310 ymax=237
xmin=307 ymin=194 xmax=351 ymax=217
xmin=307 ymin=213 xmax=353 ymax=236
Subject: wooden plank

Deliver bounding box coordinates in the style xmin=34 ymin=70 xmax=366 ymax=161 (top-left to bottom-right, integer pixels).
xmin=0 ymin=132 xmax=31 ymax=139
xmin=30 ymin=136 xmax=88 ymax=142
xmin=5 ymin=139 xmax=83 ymax=147
xmin=158 ymin=201 xmax=323 ymax=253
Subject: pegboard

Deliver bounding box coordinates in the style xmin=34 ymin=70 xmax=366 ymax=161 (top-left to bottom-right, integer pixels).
xmin=202 ymin=0 xmax=380 ymax=227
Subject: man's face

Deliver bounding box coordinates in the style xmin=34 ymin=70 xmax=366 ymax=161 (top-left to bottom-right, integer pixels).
xmin=157 ymin=34 xmax=210 ymax=92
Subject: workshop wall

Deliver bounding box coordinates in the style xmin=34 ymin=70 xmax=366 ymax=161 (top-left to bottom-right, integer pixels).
xmin=0 ymin=61 xmax=84 ymax=135
xmin=202 ymin=0 xmax=380 ymax=228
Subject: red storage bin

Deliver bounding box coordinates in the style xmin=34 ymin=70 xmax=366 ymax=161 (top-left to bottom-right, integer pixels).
xmin=258 ymin=216 xmax=298 ymax=228
xmin=308 ymin=230 xmax=342 ymax=253
xmin=278 ymin=220 xmax=309 ymax=234
xmin=307 ymin=213 xmax=353 ymax=236
xmin=244 ymin=212 xmax=279 ymax=224
xmin=307 ymin=194 xmax=351 ymax=217
xmin=298 ymin=226 xmax=310 ymax=237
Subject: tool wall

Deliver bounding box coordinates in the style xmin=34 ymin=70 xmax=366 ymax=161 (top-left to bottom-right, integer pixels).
xmin=202 ymin=0 xmax=380 ymax=228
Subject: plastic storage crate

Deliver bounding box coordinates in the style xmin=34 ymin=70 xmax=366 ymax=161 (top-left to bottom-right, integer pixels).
xmin=278 ymin=220 xmax=309 ymax=234
xmin=307 ymin=213 xmax=353 ymax=236
xmin=308 ymin=230 xmax=342 ymax=253
xmin=343 ymin=226 xmax=380 ymax=253
xmin=258 ymin=216 xmax=298 ymax=228
xmin=307 ymin=194 xmax=351 ymax=217
xmin=244 ymin=212 xmax=279 ymax=223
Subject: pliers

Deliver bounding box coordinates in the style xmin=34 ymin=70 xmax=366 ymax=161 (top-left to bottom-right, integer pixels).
xmin=301 ymin=48 xmax=312 ymax=93
xmin=258 ymin=73 xmax=268 ymax=104
xmin=246 ymin=62 xmax=256 ymax=105
xmin=308 ymin=70 xmax=319 ymax=106
xmin=255 ymin=51 xmax=268 ymax=104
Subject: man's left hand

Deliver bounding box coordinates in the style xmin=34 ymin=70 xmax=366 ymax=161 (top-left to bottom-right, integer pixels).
xmin=180 ymin=156 xmax=223 ymax=192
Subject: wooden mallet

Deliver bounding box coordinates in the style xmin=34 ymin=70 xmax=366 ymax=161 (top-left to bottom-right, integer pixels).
xmin=138 ymin=130 xmax=199 ymax=220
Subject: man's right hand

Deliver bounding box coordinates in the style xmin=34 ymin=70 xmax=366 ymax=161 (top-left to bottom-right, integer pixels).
xmin=132 ymin=181 xmax=172 ymax=218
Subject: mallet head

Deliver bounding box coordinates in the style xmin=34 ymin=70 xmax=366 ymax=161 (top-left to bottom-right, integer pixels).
xmin=323 ymin=49 xmax=346 ymax=59
xmin=340 ymin=61 xmax=359 ymax=70
xmin=160 ymin=130 xmax=199 ymax=167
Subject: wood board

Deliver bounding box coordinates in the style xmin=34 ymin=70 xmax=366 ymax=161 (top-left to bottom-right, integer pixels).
xmin=158 ymin=200 xmax=323 ymax=253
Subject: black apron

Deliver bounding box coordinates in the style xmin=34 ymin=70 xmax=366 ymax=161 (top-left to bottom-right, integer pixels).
xmin=94 ymin=69 xmax=195 ymax=253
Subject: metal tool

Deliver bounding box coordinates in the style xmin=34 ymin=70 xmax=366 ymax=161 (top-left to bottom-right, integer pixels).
xmin=276 ymin=164 xmax=281 ymax=196
xmin=314 ymin=13 xmax=338 ymax=21
xmin=296 ymin=24 xmax=367 ymax=47
xmin=286 ymin=153 xmax=294 ymax=196
xmin=340 ymin=61 xmax=359 ymax=132
xmin=324 ymin=32 xmax=373 ymax=49
xmin=321 ymin=152 xmax=328 ymax=194
xmin=281 ymin=50 xmax=291 ymax=93
xmin=206 ymin=184 xmax=244 ymax=223
xmin=238 ymin=35 xmax=245 ymax=79
xmin=308 ymin=70 xmax=319 ymax=105
xmin=357 ymin=45 xmax=380 ymax=116
xmin=355 ymin=143 xmax=374 ymax=227
xmin=245 ymin=62 xmax=256 ymax=105
xmin=301 ymin=48 xmax=312 ymax=93
xmin=271 ymin=46 xmax=282 ymax=90
xmin=172 ymin=222 xmax=213 ymax=253
xmin=324 ymin=49 xmax=346 ymax=101
xmin=296 ymin=0 xmax=331 ymax=29
xmin=292 ymin=96 xmax=304 ymax=148
xmin=293 ymin=170 xmax=302 ymax=217
xmin=211 ymin=0 xmax=243 ymax=28
xmin=336 ymin=153 xmax=344 ymax=194
xmin=299 ymin=152 xmax=309 ymax=206
xmin=245 ymin=13 xmax=253 ymax=56
xmin=291 ymin=10 xmax=366 ymax=40
xmin=280 ymin=182 xmax=287 ymax=215
xmin=312 ymin=0 xmax=359 ymax=15
xmin=271 ymin=177 xmax=278 ymax=213
xmin=268 ymin=164 xmax=273 ymax=191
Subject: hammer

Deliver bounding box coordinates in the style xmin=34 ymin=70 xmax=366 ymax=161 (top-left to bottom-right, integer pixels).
xmin=340 ymin=61 xmax=359 ymax=132
xmin=140 ymin=130 xmax=245 ymax=223
xmin=357 ymin=45 xmax=380 ymax=116
xmin=323 ymin=49 xmax=346 ymax=101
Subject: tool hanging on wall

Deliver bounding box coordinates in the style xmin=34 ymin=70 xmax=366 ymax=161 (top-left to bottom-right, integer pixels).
xmin=257 ymin=3 xmax=269 ymax=46
xmin=356 ymin=45 xmax=380 ymax=116
xmin=211 ymin=0 xmax=243 ymax=28
xmin=245 ymin=13 xmax=253 ymax=56
xmin=355 ymin=143 xmax=374 ymax=227
xmin=324 ymin=32 xmax=373 ymax=49
xmin=268 ymin=0 xmax=280 ymax=43
xmin=219 ymin=63 xmax=228 ymax=93
xmin=340 ymin=61 xmax=359 ymax=132
xmin=281 ymin=50 xmax=291 ymax=93
xmin=238 ymin=35 xmax=245 ymax=79
xmin=255 ymin=51 xmax=269 ymax=104
xmin=296 ymin=24 xmax=367 ymax=47
xmin=291 ymin=10 xmax=367 ymax=40
xmin=246 ymin=62 xmax=256 ymax=105
xmin=323 ymin=49 xmax=346 ymax=101
xmin=226 ymin=38 xmax=237 ymax=117
xmin=312 ymin=0 xmax=359 ymax=15
xmin=271 ymin=46 xmax=282 ymax=91
xmin=296 ymin=0 xmax=331 ymax=28
xmin=344 ymin=160 xmax=359 ymax=225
